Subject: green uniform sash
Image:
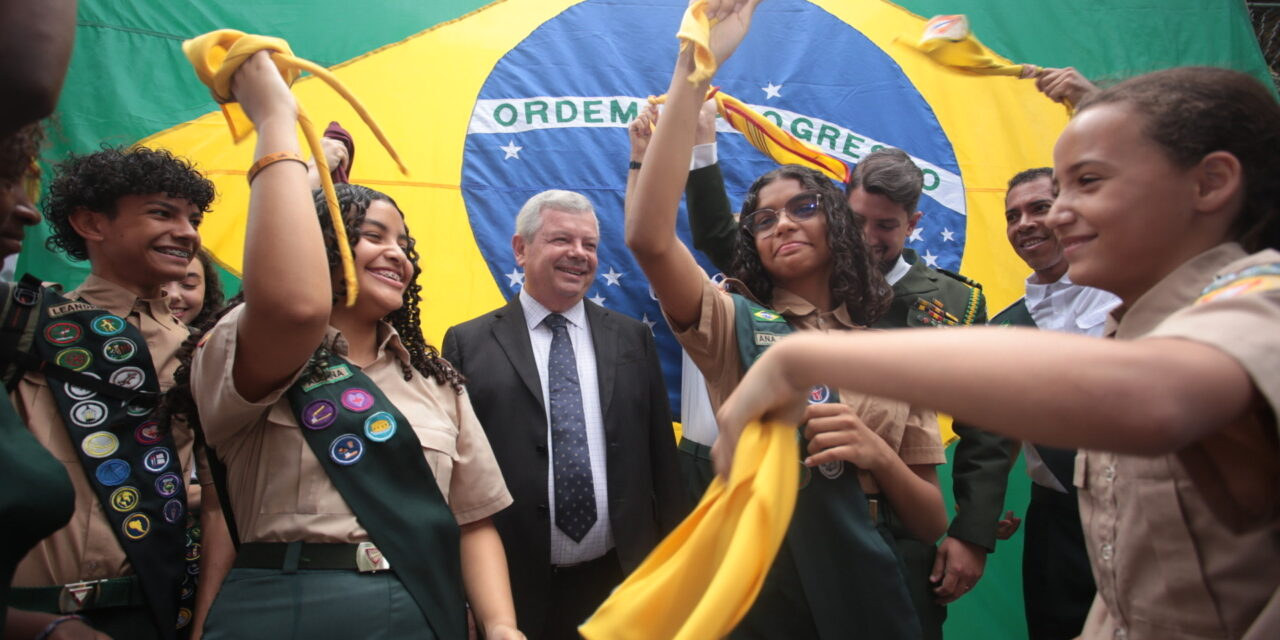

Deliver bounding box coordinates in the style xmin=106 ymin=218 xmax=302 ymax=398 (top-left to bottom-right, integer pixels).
xmin=992 ymin=297 xmax=1034 ymax=327
xmin=283 ymin=353 xmax=464 ymax=639
xmin=3 ymin=277 xmax=187 ymax=639
xmin=730 ymin=294 xmax=920 ymax=639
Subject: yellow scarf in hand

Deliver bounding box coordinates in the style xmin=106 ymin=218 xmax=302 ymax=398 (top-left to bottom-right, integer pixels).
xmin=579 ymin=420 xmax=799 ymax=640
xmin=182 ymin=29 xmax=410 ymax=306
xmin=676 ymin=0 xmax=718 ymax=85
xmin=905 ymin=15 xmax=1032 ymax=77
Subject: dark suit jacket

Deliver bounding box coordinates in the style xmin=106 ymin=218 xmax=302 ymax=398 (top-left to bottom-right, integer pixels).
xmin=441 ymin=296 xmax=685 ymax=633
xmin=685 ymin=161 xmax=1013 ymax=550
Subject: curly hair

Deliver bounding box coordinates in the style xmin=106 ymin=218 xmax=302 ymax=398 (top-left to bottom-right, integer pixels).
xmin=730 ymin=165 xmax=892 ymax=325
xmin=314 ymin=183 xmax=464 ymax=393
xmin=0 ymin=121 xmax=43 ymax=187
xmin=1076 ymin=67 xmax=1280 ymax=252
xmin=187 ymin=247 xmax=226 ymax=329
xmin=43 ymin=146 xmax=215 ymax=261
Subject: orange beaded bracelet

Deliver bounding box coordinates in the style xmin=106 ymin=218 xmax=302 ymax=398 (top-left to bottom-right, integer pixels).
xmin=246 ymin=151 xmax=306 ymax=185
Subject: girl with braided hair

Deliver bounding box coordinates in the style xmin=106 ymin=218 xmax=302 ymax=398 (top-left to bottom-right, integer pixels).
xmin=182 ymin=51 xmax=520 ymax=639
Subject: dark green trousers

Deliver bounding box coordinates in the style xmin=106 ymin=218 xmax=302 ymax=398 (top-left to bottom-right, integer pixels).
xmin=202 ymin=568 xmax=435 ymax=640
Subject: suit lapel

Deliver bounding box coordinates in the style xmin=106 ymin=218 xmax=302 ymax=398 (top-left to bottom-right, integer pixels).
xmin=491 ymin=297 xmax=545 ymax=409
xmin=893 ymin=249 xmax=939 ymax=297
xmin=585 ymin=301 xmax=617 ymax=419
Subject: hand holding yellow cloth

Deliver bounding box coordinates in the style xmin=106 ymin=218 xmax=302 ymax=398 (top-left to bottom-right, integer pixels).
xmin=580 ymin=420 xmax=799 ymax=640
xmin=182 ymin=29 xmax=410 ymax=306
xmin=905 ymin=15 xmax=1031 ymax=77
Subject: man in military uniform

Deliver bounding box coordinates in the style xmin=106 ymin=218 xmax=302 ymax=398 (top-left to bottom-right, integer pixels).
xmin=682 ymin=139 xmax=1002 ymax=640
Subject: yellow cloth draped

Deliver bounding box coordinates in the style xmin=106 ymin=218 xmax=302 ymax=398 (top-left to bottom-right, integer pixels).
xmin=580 ymin=420 xmax=799 ymax=640
xmin=182 ymin=29 xmax=410 ymax=306
xmin=906 ymin=15 xmax=1031 ymax=77
xmin=676 ymin=0 xmax=717 ymax=85
xmin=650 ymin=89 xmax=851 ymax=183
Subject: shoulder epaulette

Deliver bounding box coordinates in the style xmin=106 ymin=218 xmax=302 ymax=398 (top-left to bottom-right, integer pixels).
xmin=935 ymin=268 xmax=983 ymax=290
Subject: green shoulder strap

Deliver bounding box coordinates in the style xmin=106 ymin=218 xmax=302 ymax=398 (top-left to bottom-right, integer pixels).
xmin=992 ymin=297 xmax=1036 ymax=328
xmin=284 ymin=353 xmax=464 ymax=639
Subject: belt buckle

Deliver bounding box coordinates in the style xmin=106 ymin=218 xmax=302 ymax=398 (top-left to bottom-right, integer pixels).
xmin=58 ymin=579 xmax=103 ymax=613
xmin=355 ymin=542 xmax=391 ymax=573
xmin=867 ymin=498 xmax=880 ymax=524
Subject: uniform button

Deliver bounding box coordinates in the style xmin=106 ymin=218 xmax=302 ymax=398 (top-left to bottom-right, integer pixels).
xmin=1114 ymin=627 xmax=1127 ymax=640
xmin=1101 ymin=543 xmax=1114 ymax=561
xmin=87 ymin=560 xmax=98 ymax=570
xmin=1104 ymin=465 xmax=1116 ymax=482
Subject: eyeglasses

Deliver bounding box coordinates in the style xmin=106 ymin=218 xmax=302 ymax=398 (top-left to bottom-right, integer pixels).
xmin=742 ymin=191 xmax=824 ymax=238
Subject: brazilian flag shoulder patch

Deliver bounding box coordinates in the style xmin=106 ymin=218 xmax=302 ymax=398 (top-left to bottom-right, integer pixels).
xmin=751 ymin=309 xmax=786 ymax=323
xmin=1197 ymin=263 xmax=1280 ymax=305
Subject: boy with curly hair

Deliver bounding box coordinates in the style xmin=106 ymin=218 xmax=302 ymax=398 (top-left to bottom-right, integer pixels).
xmin=6 ymin=146 xmax=213 ymax=640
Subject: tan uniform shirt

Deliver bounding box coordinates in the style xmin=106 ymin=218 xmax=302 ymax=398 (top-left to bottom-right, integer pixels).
xmin=667 ymin=277 xmax=944 ymax=469
xmin=1078 ymin=243 xmax=1280 ymax=640
xmin=12 ymin=275 xmax=193 ymax=587
xmin=189 ymin=304 xmax=512 ymax=543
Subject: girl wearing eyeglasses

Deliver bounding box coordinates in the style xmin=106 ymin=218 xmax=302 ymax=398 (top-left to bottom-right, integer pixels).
xmin=624 ymin=2 xmax=940 ymax=636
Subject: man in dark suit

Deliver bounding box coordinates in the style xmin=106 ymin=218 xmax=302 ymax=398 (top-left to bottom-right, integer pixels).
xmin=442 ymin=189 xmax=685 ymax=640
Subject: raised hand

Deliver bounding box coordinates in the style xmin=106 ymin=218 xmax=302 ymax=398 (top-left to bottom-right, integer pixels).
xmin=628 ymin=104 xmax=659 ymax=163
xmin=1034 ymin=66 xmax=1097 ymax=106
xmin=230 ymin=50 xmax=297 ymax=126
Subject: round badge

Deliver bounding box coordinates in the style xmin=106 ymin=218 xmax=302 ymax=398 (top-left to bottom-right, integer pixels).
xmin=818 ymin=460 xmax=845 ymax=480
xmin=341 ymin=388 xmax=375 ymax=412
xmin=44 ymin=321 xmax=82 ymax=345
xmin=102 ymin=337 xmax=137 ymax=363
xmin=163 ymin=498 xmax=184 ymax=524
xmin=95 ymin=459 xmax=131 ymax=487
xmin=300 ymin=399 xmax=338 ymax=430
xmin=798 ymin=461 xmax=812 ymax=490
xmin=69 ymin=400 xmax=109 ymax=428
xmin=329 ymin=434 xmax=364 ymax=466
xmin=81 ymin=431 xmax=119 ymax=458
xmin=808 ymin=385 xmax=831 ymax=404
xmin=135 ymin=420 xmax=162 ymax=445
xmin=90 ymin=314 xmax=126 ymax=336
xmin=109 ymin=486 xmax=140 ymax=512
xmin=64 ymin=372 xmax=100 ymax=400
xmin=109 ymin=366 xmax=146 ymax=390
xmin=363 ymin=411 xmax=397 ymax=443
xmin=177 ymin=607 xmax=192 ymax=629
xmin=54 ymin=347 xmax=92 ymax=372
xmin=155 ymin=472 xmax=182 ymax=498
xmin=184 ymin=542 xmax=202 ymax=563
xmin=125 ymin=401 xmax=151 ymax=417
xmin=180 ymin=582 xmax=196 ymax=601
xmin=143 ymin=446 xmax=172 ymax=473
xmin=122 ymin=513 xmax=150 ymax=540
xmin=187 ymin=561 xmax=200 ymax=576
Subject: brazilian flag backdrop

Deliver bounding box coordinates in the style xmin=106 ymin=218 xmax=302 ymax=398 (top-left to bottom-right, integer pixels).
xmin=17 ymin=2 xmax=1268 ymax=639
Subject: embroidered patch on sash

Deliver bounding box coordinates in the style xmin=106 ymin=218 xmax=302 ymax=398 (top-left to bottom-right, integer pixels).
xmin=70 ymin=400 xmax=109 ymax=428
xmin=300 ymin=399 xmax=338 ymax=430
xmin=363 ymin=411 xmax=397 ymax=442
xmin=1197 ymin=266 xmax=1280 ymax=305
xmin=64 ymin=373 xmax=99 ymax=400
xmin=122 ymin=513 xmax=151 ymax=540
xmin=89 ymin=314 xmax=126 ymax=336
xmin=176 ymin=607 xmax=192 ymax=629
xmin=301 ymin=364 xmax=353 ymax=392
xmin=754 ymin=332 xmax=783 ymax=345
xmin=135 ymin=420 xmax=162 ymax=445
xmin=155 ymin=473 xmax=182 ymax=498
xmin=341 ymin=388 xmax=375 ymax=412
xmin=163 ymin=498 xmax=185 ymax=524
xmin=751 ymin=309 xmax=786 ymax=322
xmin=47 ymin=301 xmax=98 ymax=318
xmin=109 ymin=486 xmax=140 ymax=512
xmin=54 ymin=346 xmax=92 ymax=371
xmin=329 ymin=434 xmax=365 ymax=465
xmin=125 ymin=401 xmax=151 ymax=417
xmin=81 ymin=431 xmax=119 ymax=458
xmin=109 ymin=366 xmax=146 ymax=390
xmin=95 ymin=459 xmax=131 ymax=487
xmin=102 ymin=337 xmax=137 ymax=363
xmin=799 ymin=461 xmax=812 ymax=490
xmin=808 ymin=385 xmax=831 ymax=404
xmin=44 ymin=321 xmax=82 ymax=345
xmin=184 ymin=543 xmax=201 ymax=563
xmin=143 ymin=447 xmax=172 ymax=473
xmin=818 ymin=460 xmax=844 ymax=479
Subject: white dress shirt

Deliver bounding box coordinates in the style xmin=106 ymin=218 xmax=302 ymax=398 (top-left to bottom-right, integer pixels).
xmin=885 ymin=253 xmax=912 ymax=287
xmin=519 ymin=289 xmax=613 ymax=564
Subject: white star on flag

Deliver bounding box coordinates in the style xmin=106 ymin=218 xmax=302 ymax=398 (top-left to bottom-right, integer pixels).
xmin=500 ymin=140 xmax=522 ymax=160
xmin=640 ymin=313 xmax=658 ymax=334
xmin=909 ymin=226 xmax=924 ymax=243
xmin=940 ymin=228 xmax=955 ymax=242
xmin=922 ymin=250 xmax=940 ymax=268
xmin=589 ymin=294 xmax=607 ymax=307
xmin=762 ymin=82 xmax=783 ymax=99
xmin=602 ymin=267 xmax=624 ymax=286
xmin=505 ymin=268 xmax=524 ymax=288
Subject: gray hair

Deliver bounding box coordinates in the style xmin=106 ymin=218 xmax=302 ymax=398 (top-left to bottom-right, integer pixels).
xmin=845 ymin=148 xmax=924 ymax=213
xmin=515 ymin=189 xmax=597 ymax=240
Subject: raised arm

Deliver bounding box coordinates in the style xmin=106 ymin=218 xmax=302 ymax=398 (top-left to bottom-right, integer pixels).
xmin=625 ymin=0 xmax=760 ymax=330
xmin=230 ymin=51 xmax=333 ymax=401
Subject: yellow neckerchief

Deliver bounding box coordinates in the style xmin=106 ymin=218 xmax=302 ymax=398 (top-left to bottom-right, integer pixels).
xmin=182 ymin=29 xmax=410 ymax=306
xmin=676 ymin=0 xmax=717 ymax=85
xmin=580 ymin=420 xmax=799 ymax=639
